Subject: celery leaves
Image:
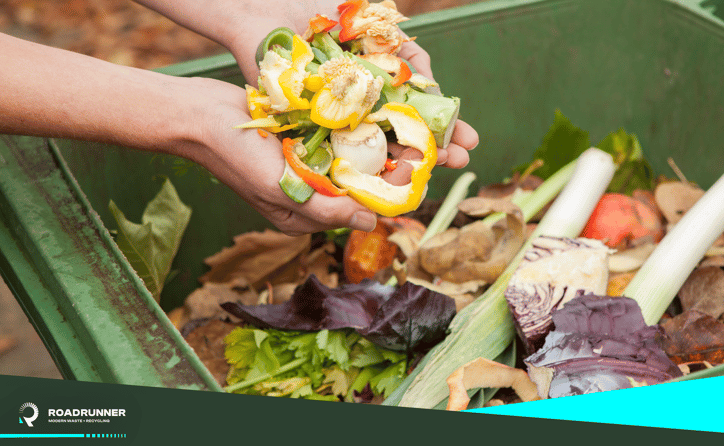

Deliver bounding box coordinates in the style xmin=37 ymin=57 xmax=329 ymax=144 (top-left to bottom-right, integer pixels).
xmin=224 ymin=328 xmax=407 ymax=401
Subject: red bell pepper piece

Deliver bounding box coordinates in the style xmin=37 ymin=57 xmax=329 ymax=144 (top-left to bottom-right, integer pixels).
xmin=390 ymin=60 xmax=412 ymax=87
xmin=338 ymin=0 xmax=366 ymax=42
xmin=282 ymin=138 xmax=347 ymax=197
xmin=309 ymin=14 xmax=338 ymax=34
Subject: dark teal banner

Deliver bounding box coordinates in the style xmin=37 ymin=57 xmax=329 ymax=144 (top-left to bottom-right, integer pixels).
xmin=0 ymin=375 xmax=719 ymax=444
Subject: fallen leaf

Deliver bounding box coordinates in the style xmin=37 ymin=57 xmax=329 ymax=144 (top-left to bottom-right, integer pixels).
xmin=200 ymin=229 xmax=311 ymax=289
xmin=109 ymin=177 xmax=191 ymax=302
xmin=184 ymin=319 xmax=238 ymax=386
xmin=677 ymin=266 xmax=724 ymax=317
xmin=302 ymin=242 xmax=339 ymax=289
xmin=700 ymin=256 xmax=724 ymax=268
xmin=405 ymin=276 xmax=485 ymax=311
xmin=661 ymin=310 xmax=724 ymax=365
xmin=446 ymin=357 xmax=540 ymax=411
xmin=654 ymin=181 xmax=705 ymax=225
xmin=183 ymin=278 xmax=255 ymax=321
xmin=415 ymin=201 xmax=525 ymax=284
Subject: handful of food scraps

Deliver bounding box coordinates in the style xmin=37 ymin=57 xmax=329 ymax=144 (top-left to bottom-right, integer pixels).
xmin=236 ymin=0 xmax=461 ymax=217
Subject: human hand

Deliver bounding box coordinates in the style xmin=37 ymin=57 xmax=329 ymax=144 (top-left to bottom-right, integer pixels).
xmin=222 ymin=0 xmax=478 ymax=170
xmin=175 ymin=76 xmax=378 ymax=236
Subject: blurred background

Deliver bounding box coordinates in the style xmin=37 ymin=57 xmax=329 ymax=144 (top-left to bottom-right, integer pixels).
xmin=0 ymin=0 xmax=480 ymax=379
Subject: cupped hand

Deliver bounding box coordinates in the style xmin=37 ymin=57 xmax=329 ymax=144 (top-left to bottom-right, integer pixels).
xmin=226 ymin=0 xmax=478 ymax=170
xmin=176 ymin=77 xmax=377 ymax=236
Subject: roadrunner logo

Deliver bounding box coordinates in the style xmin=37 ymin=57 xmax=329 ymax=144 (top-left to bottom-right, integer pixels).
xmin=19 ymin=402 xmax=38 ymax=427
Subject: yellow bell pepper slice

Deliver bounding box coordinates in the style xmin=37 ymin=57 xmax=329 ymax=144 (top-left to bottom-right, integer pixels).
xmin=245 ymin=85 xmax=272 ymax=121
xmin=309 ymin=57 xmax=383 ymax=130
xmin=278 ymin=35 xmax=314 ymax=110
xmin=242 ymin=86 xmax=299 ymax=133
xmin=329 ymin=102 xmax=437 ymax=217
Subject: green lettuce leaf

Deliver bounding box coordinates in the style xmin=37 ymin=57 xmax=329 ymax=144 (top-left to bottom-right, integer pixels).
xmin=597 ymin=129 xmax=654 ymax=194
xmin=109 ymin=177 xmax=191 ymax=302
xmin=514 ymin=109 xmax=590 ymax=179
xmin=515 ymin=110 xmax=653 ymax=195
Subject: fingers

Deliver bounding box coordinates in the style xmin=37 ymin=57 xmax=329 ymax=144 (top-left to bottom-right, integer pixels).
xmin=450 ymin=119 xmax=479 ymax=151
xmin=270 ymin=193 xmax=378 ymax=236
xmin=397 ymin=37 xmax=434 ymax=80
xmin=436 ymin=120 xmax=479 ymax=168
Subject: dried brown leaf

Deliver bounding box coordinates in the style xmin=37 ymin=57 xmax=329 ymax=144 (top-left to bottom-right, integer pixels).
xmin=661 ymin=310 xmax=724 ymax=365
xmin=302 ymin=242 xmax=338 ymax=289
xmin=457 ymin=196 xmax=523 ymax=219
xmin=654 ymin=181 xmax=705 ymax=224
xmin=184 ymin=277 xmax=255 ymax=321
xmin=416 ymin=204 xmax=525 ymax=284
xmin=700 ymin=256 xmax=724 ymax=268
xmin=678 ymin=266 xmax=724 ymax=318
xmin=200 ymin=230 xmax=311 ymax=289
xmin=184 ymin=319 xmax=238 ymax=386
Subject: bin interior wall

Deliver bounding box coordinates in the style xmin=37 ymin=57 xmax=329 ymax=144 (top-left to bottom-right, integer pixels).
xmin=54 ymin=0 xmax=724 ymax=310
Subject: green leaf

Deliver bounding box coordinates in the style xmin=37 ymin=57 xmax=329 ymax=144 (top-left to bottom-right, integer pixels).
xmin=370 ymin=361 xmax=407 ymax=397
xmin=108 ymin=177 xmax=191 ymax=302
xmin=318 ymin=330 xmax=350 ymax=368
xmin=514 ymin=109 xmax=590 ymax=179
xmin=349 ymin=339 xmax=386 ymax=368
xmin=224 ymin=328 xmax=258 ymax=368
xmin=596 ymin=129 xmax=654 ymax=194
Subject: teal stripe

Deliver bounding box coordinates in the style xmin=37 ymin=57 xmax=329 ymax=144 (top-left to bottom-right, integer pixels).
xmin=468 ymin=376 xmax=724 ymax=433
xmin=0 ymin=434 xmax=86 ymax=438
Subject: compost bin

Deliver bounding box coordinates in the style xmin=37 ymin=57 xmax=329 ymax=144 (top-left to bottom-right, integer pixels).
xmin=1 ymin=0 xmax=723 ymax=391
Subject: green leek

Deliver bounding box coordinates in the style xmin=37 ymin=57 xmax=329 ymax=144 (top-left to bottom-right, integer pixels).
xmin=386 ymin=148 xmax=616 ymax=409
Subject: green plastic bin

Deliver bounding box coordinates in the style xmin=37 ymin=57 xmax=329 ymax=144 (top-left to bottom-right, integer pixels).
xmin=1 ymin=0 xmax=724 ymax=390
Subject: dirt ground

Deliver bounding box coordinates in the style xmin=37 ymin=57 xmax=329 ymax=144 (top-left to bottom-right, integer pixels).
xmin=0 ymin=0 xmax=481 ymax=379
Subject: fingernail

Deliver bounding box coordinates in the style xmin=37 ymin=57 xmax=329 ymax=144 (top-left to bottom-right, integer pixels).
xmin=349 ymin=211 xmax=377 ymax=232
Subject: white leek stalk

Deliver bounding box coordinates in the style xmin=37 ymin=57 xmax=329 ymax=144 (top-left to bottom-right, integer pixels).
xmin=625 ymin=172 xmax=724 ymax=325
xmin=388 ymin=148 xmax=616 ymax=409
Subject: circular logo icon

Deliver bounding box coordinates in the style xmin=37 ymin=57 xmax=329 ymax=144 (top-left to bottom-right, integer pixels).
xmin=19 ymin=402 xmax=38 ymax=427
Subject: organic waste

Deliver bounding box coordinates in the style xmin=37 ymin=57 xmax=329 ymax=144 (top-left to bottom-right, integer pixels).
xmin=109 ymin=110 xmax=724 ymax=408
xmin=236 ymin=0 xmax=460 ymax=217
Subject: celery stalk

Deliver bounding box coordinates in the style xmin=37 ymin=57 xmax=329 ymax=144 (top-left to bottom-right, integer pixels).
xmin=624 ymin=172 xmax=724 ymax=325
xmin=386 ymin=148 xmax=616 ymax=409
